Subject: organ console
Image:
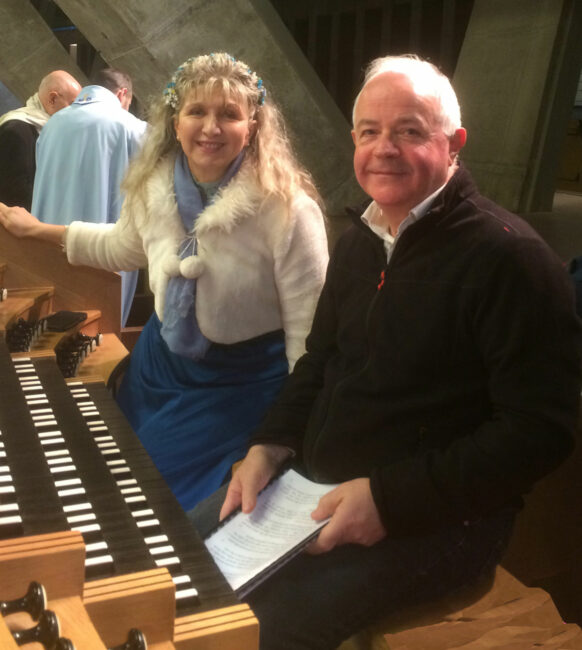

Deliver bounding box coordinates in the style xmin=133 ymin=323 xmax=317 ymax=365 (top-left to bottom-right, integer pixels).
xmin=0 ymin=229 xmax=259 ymax=648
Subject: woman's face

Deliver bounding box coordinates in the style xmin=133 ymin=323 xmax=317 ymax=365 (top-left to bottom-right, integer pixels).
xmin=174 ymin=87 xmax=255 ymax=183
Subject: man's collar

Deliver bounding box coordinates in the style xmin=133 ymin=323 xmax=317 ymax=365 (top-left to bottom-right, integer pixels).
xmin=360 ymin=181 xmax=448 ymax=239
xmin=74 ymin=85 xmax=120 ymax=106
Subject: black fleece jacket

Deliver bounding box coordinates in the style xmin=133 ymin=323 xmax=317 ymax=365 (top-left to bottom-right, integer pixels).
xmin=252 ymin=165 xmax=582 ymax=537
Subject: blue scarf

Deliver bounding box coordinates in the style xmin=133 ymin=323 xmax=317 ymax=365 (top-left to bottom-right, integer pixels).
xmin=161 ymin=150 xmax=245 ymax=359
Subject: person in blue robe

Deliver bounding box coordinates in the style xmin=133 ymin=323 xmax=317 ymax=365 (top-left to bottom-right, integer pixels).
xmin=32 ymin=68 xmax=147 ymax=327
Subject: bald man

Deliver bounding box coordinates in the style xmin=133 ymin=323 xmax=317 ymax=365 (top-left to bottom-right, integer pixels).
xmin=0 ymin=70 xmax=81 ymax=209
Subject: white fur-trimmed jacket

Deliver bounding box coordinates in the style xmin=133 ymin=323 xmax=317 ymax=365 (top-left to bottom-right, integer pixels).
xmin=65 ymin=155 xmax=329 ymax=368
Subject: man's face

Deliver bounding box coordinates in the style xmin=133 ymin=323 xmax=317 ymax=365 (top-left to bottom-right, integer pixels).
xmin=352 ymin=72 xmax=465 ymax=221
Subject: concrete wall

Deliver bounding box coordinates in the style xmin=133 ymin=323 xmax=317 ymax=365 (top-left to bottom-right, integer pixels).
xmin=0 ymin=1 xmax=85 ymax=102
xmin=453 ymin=0 xmax=582 ymax=213
xmin=3 ymin=1 xmax=580 ymax=223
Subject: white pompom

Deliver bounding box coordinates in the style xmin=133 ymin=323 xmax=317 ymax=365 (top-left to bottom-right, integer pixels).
xmin=161 ymin=254 xmax=182 ymax=276
xmin=180 ymin=255 xmax=204 ymax=279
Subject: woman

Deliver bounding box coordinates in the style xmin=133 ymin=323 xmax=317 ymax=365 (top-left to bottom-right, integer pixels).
xmin=0 ymin=53 xmax=328 ymax=510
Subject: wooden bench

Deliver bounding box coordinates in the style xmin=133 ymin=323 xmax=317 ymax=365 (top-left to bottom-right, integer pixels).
xmin=339 ymin=565 xmax=582 ymax=650
xmin=339 ymin=411 xmax=582 ymax=650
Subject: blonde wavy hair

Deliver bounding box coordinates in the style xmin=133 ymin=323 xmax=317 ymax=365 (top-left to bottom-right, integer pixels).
xmin=123 ymin=52 xmax=320 ymax=210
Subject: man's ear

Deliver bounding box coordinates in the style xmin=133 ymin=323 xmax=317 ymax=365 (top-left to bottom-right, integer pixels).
xmin=449 ymin=128 xmax=467 ymax=162
xmin=115 ymin=87 xmax=130 ymax=109
xmin=47 ymin=90 xmax=59 ymax=107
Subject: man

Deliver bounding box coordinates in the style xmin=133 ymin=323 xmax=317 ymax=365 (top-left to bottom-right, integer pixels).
xmin=191 ymin=55 xmax=582 ymax=649
xmin=32 ymin=68 xmax=147 ymax=326
xmin=0 ymin=70 xmax=81 ymax=209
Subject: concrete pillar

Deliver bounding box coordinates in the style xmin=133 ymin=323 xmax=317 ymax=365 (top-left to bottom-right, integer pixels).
xmin=54 ymin=0 xmax=363 ymax=217
xmin=0 ymin=0 xmax=86 ymax=103
xmin=453 ymin=0 xmax=582 ymax=213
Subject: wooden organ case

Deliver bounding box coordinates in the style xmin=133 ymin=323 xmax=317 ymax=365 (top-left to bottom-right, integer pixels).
xmin=0 ymin=229 xmax=259 ymax=649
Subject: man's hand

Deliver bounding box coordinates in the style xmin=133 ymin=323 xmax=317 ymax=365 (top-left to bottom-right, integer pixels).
xmin=219 ymin=444 xmax=293 ymax=521
xmin=0 ymin=202 xmax=64 ymax=245
xmin=307 ymin=478 xmax=387 ymax=554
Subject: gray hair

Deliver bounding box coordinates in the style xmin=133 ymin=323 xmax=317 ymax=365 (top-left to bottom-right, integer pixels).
xmin=352 ymin=54 xmax=462 ymax=136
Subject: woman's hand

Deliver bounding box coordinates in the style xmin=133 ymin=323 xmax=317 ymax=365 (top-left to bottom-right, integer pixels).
xmin=0 ymin=203 xmax=41 ymax=237
xmin=219 ymin=444 xmax=293 ymax=520
xmin=0 ymin=202 xmax=66 ymax=245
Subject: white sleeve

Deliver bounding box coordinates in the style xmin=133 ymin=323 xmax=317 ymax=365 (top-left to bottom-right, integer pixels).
xmin=66 ymin=206 xmax=147 ymax=272
xmin=274 ymin=195 xmax=329 ymax=369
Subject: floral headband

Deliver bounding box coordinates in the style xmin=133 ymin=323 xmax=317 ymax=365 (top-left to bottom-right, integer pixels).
xmin=163 ymin=53 xmax=267 ymax=109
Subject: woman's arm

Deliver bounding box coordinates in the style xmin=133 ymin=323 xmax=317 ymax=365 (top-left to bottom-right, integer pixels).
xmin=0 ymin=202 xmax=65 ymax=246
xmin=274 ymin=195 xmax=329 ymax=368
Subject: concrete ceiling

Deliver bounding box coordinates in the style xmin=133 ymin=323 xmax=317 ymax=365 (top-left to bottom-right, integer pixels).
xmin=0 ymin=0 xmax=86 ymax=100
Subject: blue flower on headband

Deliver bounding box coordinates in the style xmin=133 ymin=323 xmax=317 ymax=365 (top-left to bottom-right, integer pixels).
xmin=163 ymin=54 xmax=267 ymax=108
xmin=256 ymin=78 xmax=266 ymax=106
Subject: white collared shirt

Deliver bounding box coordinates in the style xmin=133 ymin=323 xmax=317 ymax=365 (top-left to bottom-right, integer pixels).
xmin=360 ymin=183 xmax=446 ymax=262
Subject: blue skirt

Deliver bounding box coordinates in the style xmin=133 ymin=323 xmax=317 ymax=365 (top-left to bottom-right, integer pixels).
xmin=116 ymin=313 xmax=287 ymax=511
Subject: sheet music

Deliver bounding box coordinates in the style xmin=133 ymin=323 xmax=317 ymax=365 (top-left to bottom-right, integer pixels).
xmin=205 ymin=469 xmax=337 ymax=593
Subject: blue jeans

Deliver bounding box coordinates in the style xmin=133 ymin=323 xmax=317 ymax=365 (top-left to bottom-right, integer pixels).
xmin=189 ymin=486 xmax=516 ymax=650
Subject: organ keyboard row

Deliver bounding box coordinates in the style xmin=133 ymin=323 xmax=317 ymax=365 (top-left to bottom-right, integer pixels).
xmin=0 ymin=337 xmax=258 ymax=647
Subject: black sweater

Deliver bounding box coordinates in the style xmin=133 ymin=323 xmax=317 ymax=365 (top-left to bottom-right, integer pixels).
xmin=252 ymin=166 xmax=582 ymax=536
xmin=0 ymin=119 xmax=38 ymax=210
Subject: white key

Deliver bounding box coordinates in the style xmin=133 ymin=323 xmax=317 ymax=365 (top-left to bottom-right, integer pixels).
xmin=67 ymin=512 xmax=97 ymax=524
xmin=124 ymin=495 xmax=146 ymax=503
xmin=50 ymin=464 xmax=77 ymax=474
xmin=86 ymin=541 xmax=108 ymax=553
xmin=131 ymin=509 xmax=154 ymax=518
xmin=85 ymin=554 xmax=114 ymax=567
xmin=155 ymin=556 xmax=180 ymax=568
xmin=55 ymin=478 xmax=82 ymax=487
xmin=175 ymin=587 xmax=199 ymax=601
xmin=144 ymin=535 xmax=169 ymax=545
xmin=149 ymin=545 xmax=175 ymax=556
xmin=63 ymin=502 xmax=92 ymax=513
xmin=72 ymin=523 xmax=101 ymax=534
xmin=57 ymin=487 xmax=86 ymax=497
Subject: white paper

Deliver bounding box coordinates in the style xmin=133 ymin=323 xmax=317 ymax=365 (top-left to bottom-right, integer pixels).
xmin=205 ymin=469 xmax=337 ymax=592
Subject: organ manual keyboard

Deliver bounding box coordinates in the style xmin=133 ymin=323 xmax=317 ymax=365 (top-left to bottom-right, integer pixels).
xmin=0 ymin=230 xmax=258 ymax=648
xmin=0 ymin=224 xmax=129 ymax=383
